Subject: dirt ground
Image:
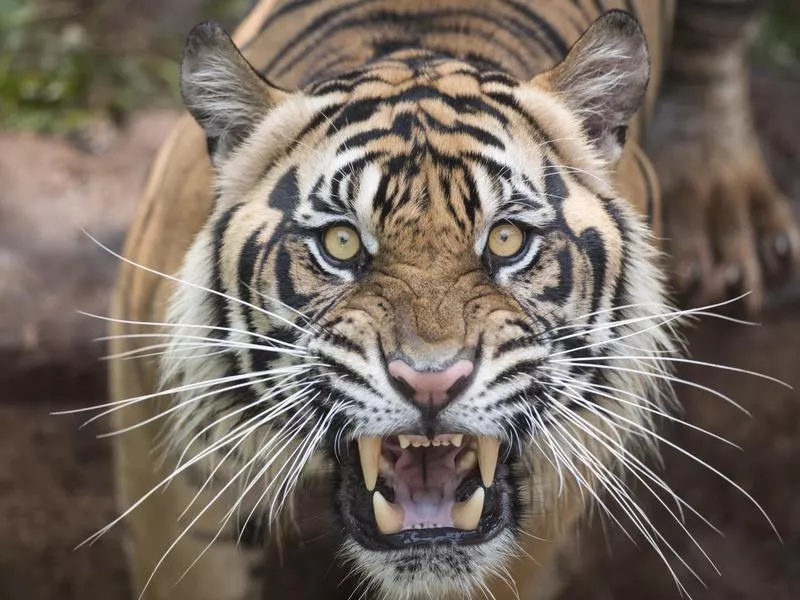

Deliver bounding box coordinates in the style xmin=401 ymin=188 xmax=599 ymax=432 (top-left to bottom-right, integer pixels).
xmin=0 ymin=68 xmax=799 ymax=600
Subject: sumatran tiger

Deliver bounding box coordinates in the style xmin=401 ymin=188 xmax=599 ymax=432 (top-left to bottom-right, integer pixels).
xmin=101 ymin=1 xmax=799 ymax=599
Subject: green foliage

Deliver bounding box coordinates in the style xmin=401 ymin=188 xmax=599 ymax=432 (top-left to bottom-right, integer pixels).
xmin=753 ymin=0 xmax=800 ymax=67
xmin=0 ymin=0 xmax=248 ymax=133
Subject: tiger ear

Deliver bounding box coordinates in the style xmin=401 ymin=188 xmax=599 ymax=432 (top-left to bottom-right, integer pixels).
xmin=532 ymin=10 xmax=649 ymax=166
xmin=181 ymin=21 xmax=286 ymax=162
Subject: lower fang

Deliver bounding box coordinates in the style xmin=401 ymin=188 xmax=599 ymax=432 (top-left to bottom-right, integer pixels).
xmin=451 ymin=487 xmax=485 ymax=531
xmin=373 ymin=491 xmax=404 ymax=535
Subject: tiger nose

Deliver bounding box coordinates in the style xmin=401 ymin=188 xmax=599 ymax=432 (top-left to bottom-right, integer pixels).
xmin=387 ymin=359 xmax=475 ymax=412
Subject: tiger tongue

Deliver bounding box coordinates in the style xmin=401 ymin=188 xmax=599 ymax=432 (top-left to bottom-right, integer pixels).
xmin=391 ymin=444 xmax=464 ymax=529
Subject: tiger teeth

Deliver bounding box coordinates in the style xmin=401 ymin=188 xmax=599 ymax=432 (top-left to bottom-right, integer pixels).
xmin=397 ymin=434 xmax=464 ymax=449
xmin=358 ymin=437 xmax=381 ymax=491
xmin=373 ymin=491 xmax=404 ymax=535
xmin=477 ymin=437 xmax=500 ymax=487
xmin=451 ymin=487 xmax=485 ymax=530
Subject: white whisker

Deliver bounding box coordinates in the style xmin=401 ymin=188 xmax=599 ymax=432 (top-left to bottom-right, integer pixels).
xmin=79 ymin=311 xmax=308 ymax=349
xmin=544 ymin=363 xmax=749 ymax=416
xmin=554 ymin=355 xmax=790 ymax=389
xmin=81 ymin=231 xmax=314 ymax=337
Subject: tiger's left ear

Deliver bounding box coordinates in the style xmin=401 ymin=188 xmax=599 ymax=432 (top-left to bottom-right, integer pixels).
xmin=532 ymin=10 xmax=649 ymax=166
xmin=181 ymin=21 xmax=287 ymax=162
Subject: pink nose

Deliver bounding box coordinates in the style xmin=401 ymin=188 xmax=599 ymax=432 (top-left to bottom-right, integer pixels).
xmin=387 ymin=359 xmax=474 ymax=410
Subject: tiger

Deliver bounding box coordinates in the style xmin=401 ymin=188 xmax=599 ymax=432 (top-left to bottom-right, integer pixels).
xmin=104 ymin=1 xmax=799 ymax=599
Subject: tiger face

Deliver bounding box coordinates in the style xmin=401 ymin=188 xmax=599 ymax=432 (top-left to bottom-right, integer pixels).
xmin=167 ymin=12 xmax=674 ymax=598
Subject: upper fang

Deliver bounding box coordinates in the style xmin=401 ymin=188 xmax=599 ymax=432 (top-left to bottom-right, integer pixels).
xmin=358 ymin=437 xmax=381 ymax=491
xmin=477 ymin=437 xmax=500 ymax=487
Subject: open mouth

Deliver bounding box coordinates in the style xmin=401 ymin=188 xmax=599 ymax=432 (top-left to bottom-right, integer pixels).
xmin=337 ymin=434 xmax=516 ymax=550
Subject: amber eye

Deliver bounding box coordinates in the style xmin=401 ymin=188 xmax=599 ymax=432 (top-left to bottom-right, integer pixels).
xmin=487 ymin=222 xmax=525 ymax=258
xmin=322 ymin=224 xmax=362 ymax=262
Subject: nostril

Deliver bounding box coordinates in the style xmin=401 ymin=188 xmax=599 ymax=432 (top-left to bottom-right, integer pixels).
xmin=387 ymin=359 xmax=475 ymax=410
xmin=389 ymin=372 xmax=417 ymax=400
xmin=446 ymin=374 xmax=471 ymax=400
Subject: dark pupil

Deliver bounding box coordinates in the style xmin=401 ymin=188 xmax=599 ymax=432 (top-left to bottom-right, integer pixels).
xmin=338 ymin=232 xmax=350 ymax=245
xmin=499 ymin=231 xmax=509 ymax=242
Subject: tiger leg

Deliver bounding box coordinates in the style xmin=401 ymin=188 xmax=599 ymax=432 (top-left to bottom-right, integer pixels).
xmin=110 ymin=355 xmax=265 ymax=600
xmin=648 ymin=0 xmax=800 ymax=313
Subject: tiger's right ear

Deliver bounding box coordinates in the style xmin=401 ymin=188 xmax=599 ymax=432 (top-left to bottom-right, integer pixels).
xmin=181 ymin=22 xmax=286 ymax=162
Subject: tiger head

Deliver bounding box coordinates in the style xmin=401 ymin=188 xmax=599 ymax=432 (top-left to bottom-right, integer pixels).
xmin=166 ymin=11 xmax=673 ymax=598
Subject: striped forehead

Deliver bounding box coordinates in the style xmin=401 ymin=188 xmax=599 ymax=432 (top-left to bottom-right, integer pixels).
xmin=291 ymin=82 xmax=563 ymax=252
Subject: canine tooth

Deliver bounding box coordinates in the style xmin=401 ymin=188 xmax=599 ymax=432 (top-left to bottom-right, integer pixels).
xmin=452 ymin=487 xmax=485 ymax=531
xmin=398 ymin=435 xmax=411 ymax=449
xmin=477 ymin=437 xmax=500 ymax=487
xmin=358 ymin=437 xmax=381 ymax=491
xmin=451 ymin=434 xmax=464 ymax=447
xmin=373 ymin=491 xmax=404 ymax=535
xmin=457 ymin=450 xmax=478 ymax=473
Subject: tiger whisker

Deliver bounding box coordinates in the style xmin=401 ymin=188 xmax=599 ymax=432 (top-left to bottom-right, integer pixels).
xmin=82 ymin=231 xmax=315 ymax=337
xmin=178 ymin=395 xmax=317 ymax=522
xmin=536 ymin=294 xmax=752 ymax=355
xmin=553 ymin=355 xmax=790 ymax=389
xmin=187 ymin=397 xmax=321 ymax=527
xmin=535 ymin=409 xmax=638 ymax=543
xmin=494 ymin=564 xmax=520 ymax=600
xmin=97 ymin=374 xmax=307 ymax=439
xmin=99 ymin=332 xmax=308 ymax=356
xmin=239 ymin=400 xmax=345 ymax=535
xmin=556 ymin=387 xmax=779 ymax=538
xmin=77 ymin=387 xmax=317 ymax=554
xmin=548 ymin=383 xmax=722 ymax=535
xmin=523 ymin=395 xmax=566 ymax=496
xmin=107 ymin=343 xmax=232 ymax=362
xmin=53 ymin=363 xmax=313 ymax=419
xmin=548 ymin=373 xmax=740 ymax=450
xmin=148 ymin=408 xmax=318 ymax=597
xmin=81 ymin=310 xmax=307 ymax=348
xmin=544 ymin=410 xmax=700 ymax=595
xmin=173 ymin=383 xmax=321 ymax=488
xmin=543 ymin=402 xmax=698 ymax=579
xmin=551 ymin=407 xmax=718 ymax=583
xmin=268 ymin=404 xmax=342 ymax=521
xmin=228 ymin=399 xmax=346 ymax=556
xmin=544 ymin=293 xmax=754 ymax=335
xmin=546 ymin=308 xmax=683 ymax=355
xmin=543 ymin=362 xmax=749 ymax=416
xmin=172 ymin=381 xmax=323 ymax=470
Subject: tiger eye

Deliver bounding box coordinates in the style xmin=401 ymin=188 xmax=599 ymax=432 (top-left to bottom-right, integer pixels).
xmin=487 ymin=223 xmax=525 ymax=258
xmin=323 ymin=225 xmax=362 ymax=262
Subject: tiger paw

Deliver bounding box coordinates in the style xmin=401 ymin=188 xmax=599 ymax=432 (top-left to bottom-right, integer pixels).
xmin=661 ymin=149 xmax=800 ymax=315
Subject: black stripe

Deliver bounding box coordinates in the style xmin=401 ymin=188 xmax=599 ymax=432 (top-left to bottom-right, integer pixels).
xmin=501 ymin=0 xmax=570 ymax=58
xmin=538 ymin=246 xmax=573 ymax=304
xmin=211 ymin=203 xmax=244 ymax=331
xmin=579 ymin=227 xmax=607 ymax=316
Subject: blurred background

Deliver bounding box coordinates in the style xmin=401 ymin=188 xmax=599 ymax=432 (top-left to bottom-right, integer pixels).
xmin=0 ymin=1 xmax=799 ymax=598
